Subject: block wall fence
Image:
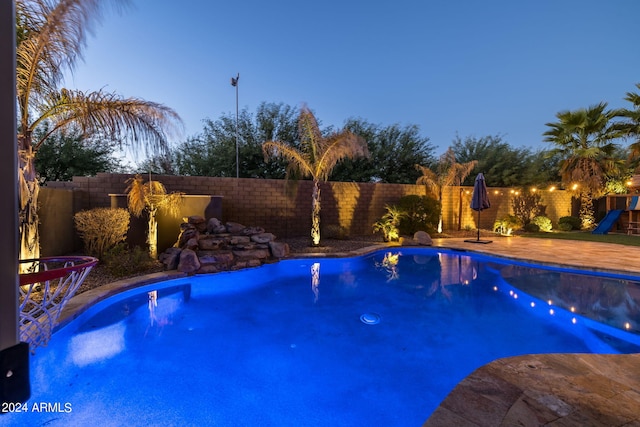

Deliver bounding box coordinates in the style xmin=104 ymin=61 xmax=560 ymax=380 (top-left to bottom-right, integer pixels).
xmin=41 ymin=173 xmax=575 ymax=256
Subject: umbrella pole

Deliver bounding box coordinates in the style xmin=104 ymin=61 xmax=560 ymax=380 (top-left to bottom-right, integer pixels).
xmin=477 ymin=209 xmax=481 ymax=241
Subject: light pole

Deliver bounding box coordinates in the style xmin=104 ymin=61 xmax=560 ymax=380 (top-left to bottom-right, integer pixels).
xmin=230 ymin=73 xmax=239 ymax=178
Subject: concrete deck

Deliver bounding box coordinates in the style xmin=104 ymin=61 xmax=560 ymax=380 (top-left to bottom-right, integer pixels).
xmin=423 ymin=237 xmax=640 ymax=426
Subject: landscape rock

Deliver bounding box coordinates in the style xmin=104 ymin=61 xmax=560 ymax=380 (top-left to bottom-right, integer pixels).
xmin=177 ymin=249 xmax=201 ymax=273
xmin=269 ymin=241 xmax=290 ymax=258
xmin=251 ymin=233 xmax=276 ymax=244
xmin=414 ymin=231 xmax=433 ymax=246
xmin=159 ymin=247 xmax=181 ymax=270
xmin=226 ymin=222 xmax=245 ymax=234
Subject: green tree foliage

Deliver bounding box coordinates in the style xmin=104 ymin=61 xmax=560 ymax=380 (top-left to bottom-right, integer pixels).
xmin=34 ymin=127 xmax=122 ymax=183
xmin=544 ymin=102 xmax=621 ymax=229
xmin=614 ymin=83 xmax=640 ymax=171
xmin=331 ymin=119 xmax=436 ymax=183
xmin=451 ymin=135 xmax=559 ymax=187
xmin=396 ymin=195 xmax=440 ymax=235
xmin=157 ymin=102 xmax=297 ymax=178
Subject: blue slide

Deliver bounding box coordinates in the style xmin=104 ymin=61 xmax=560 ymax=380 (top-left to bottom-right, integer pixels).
xmin=592 ymin=209 xmax=623 ymax=234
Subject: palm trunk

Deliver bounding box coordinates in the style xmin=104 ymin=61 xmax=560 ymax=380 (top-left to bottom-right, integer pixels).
xmin=148 ymin=206 xmax=158 ymax=259
xmin=18 ymin=141 xmax=40 ymax=266
xmin=579 ymin=191 xmax=595 ymax=230
xmin=311 ymin=180 xmax=321 ymax=246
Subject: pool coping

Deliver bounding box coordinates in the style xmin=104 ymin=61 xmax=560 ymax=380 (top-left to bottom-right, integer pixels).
xmin=54 ymin=237 xmax=640 ymax=425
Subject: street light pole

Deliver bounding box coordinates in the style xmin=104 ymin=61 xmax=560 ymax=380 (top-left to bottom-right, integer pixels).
xmin=230 ymin=73 xmax=239 ymax=178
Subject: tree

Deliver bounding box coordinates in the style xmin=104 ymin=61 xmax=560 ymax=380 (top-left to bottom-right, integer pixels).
xmin=451 ymin=134 xmax=548 ymax=187
xmin=126 ymin=174 xmax=182 ymax=259
xmin=16 ymin=0 xmax=182 ymax=261
xmin=160 ymin=102 xmax=298 ymax=178
xmin=262 ymin=106 xmax=369 ymax=245
xmin=34 ymin=126 xmax=122 ymax=183
xmin=331 ymin=119 xmax=435 ymax=183
xmin=415 ymin=148 xmax=477 ymax=232
xmin=543 ymin=103 xmax=621 ymax=229
xmin=615 ymin=83 xmax=640 ymax=171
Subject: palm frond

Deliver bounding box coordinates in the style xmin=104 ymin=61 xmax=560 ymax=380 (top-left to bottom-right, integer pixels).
xmin=32 ymin=88 xmax=183 ymax=154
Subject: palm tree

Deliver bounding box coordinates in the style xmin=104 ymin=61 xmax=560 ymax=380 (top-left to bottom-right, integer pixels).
xmin=415 ymin=148 xmax=477 ymax=232
xmin=262 ymin=106 xmax=369 ymax=245
xmin=16 ymin=0 xmax=182 ymax=262
xmin=544 ymin=103 xmax=620 ymax=229
xmin=615 ymin=83 xmax=640 ymax=168
xmin=126 ymin=174 xmax=182 ymax=259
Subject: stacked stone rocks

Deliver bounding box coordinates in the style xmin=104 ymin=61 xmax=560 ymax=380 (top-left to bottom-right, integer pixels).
xmin=159 ymin=216 xmax=290 ymax=274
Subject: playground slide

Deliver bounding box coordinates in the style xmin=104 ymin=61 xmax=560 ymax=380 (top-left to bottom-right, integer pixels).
xmin=592 ymin=209 xmax=623 ymax=234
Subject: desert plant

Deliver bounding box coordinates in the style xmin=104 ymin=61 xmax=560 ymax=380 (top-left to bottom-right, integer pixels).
xmin=559 ymin=216 xmax=582 ymax=231
xmin=557 ymin=222 xmax=573 ymax=231
xmin=373 ymin=205 xmax=406 ymax=242
xmin=126 ymin=174 xmax=183 ymax=258
xmin=102 ymin=243 xmax=158 ymax=278
xmin=396 ymin=195 xmax=440 ymax=235
xmin=531 ymin=215 xmax=553 ymax=232
xmin=524 ymin=223 xmax=541 ymax=232
xmin=74 ymin=208 xmax=130 ymax=258
xmin=511 ymin=191 xmax=545 ymax=225
xmin=493 ymin=215 xmax=522 ymax=236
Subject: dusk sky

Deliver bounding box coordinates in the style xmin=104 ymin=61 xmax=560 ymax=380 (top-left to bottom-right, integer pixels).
xmin=64 ymin=0 xmax=640 ymax=156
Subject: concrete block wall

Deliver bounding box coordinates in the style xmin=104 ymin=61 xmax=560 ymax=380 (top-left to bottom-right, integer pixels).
xmin=43 ymin=173 xmax=574 ymax=255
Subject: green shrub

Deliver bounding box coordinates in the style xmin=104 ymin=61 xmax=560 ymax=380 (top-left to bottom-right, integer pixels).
xmin=559 ymin=216 xmax=581 ymax=230
xmin=74 ymin=208 xmax=130 ymax=257
xmin=524 ymin=223 xmax=540 ymax=232
xmin=322 ymin=224 xmax=350 ymax=240
xmin=531 ymin=215 xmax=552 ymax=232
xmin=102 ymin=243 xmax=157 ymax=278
xmin=493 ymin=215 xmax=522 ymax=235
xmin=557 ymin=222 xmax=573 ymax=231
xmin=511 ymin=192 xmax=545 ymax=225
xmin=373 ymin=205 xmax=406 ymax=242
xmin=396 ymin=195 xmax=440 ymax=235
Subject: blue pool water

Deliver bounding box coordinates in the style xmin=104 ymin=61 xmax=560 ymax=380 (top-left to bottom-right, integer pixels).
xmin=2 ymin=248 xmax=640 ymax=426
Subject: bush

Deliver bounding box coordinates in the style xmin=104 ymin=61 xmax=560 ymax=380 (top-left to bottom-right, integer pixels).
xmin=74 ymin=208 xmax=130 ymax=257
xmin=396 ymin=195 xmax=440 ymax=235
xmin=524 ymin=223 xmax=540 ymax=232
xmin=493 ymin=215 xmax=522 ymax=235
xmin=559 ymin=216 xmax=581 ymax=231
xmin=557 ymin=222 xmax=573 ymax=231
xmin=102 ymin=243 xmax=157 ymax=278
xmin=373 ymin=205 xmax=405 ymax=242
xmin=511 ymin=192 xmax=545 ymax=225
xmin=322 ymin=224 xmax=350 ymax=240
xmin=531 ymin=215 xmax=552 ymax=232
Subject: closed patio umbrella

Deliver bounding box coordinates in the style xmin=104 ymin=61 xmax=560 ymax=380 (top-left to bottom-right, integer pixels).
xmin=465 ymin=173 xmax=492 ymax=244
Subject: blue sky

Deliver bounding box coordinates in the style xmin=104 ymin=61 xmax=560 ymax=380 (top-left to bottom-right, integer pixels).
xmin=64 ymin=0 xmax=640 ymax=156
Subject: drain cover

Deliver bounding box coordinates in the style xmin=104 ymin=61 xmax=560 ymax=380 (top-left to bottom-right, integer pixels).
xmin=360 ymin=313 xmax=381 ymax=325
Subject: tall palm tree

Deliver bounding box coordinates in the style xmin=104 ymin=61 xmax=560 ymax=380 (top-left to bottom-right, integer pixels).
xmin=16 ymin=0 xmax=182 ymax=261
xmin=615 ymin=83 xmax=640 ymax=167
xmin=415 ymin=148 xmax=477 ymax=232
xmin=262 ymin=106 xmax=369 ymax=245
xmin=543 ymin=103 xmax=620 ymax=229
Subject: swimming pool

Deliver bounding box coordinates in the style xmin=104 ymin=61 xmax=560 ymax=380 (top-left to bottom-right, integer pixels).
xmin=2 ymin=248 xmax=639 ymax=426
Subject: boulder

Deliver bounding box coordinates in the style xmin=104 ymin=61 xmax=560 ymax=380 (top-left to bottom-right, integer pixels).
xmin=414 ymin=231 xmax=433 ymax=246
xmin=198 ymin=236 xmax=225 ymax=251
xmin=207 ymin=217 xmax=226 ymax=234
xmin=177 ymin=249 xmax=201 ymax=273
xmin=230 ymin=235 xmax=251 ymax=245
xmin=232 ymin=248 xmax=270 ymax=260
xmin=269 ymin=241 xmax=290 ymax=258
xmin=251 ymin=233 xmax=276 ymax=244
xmin=188 ymin=215 xmax=207 ymax=232
xmin=159 ymin=247 xmax=181 ymax=270
xmin=226 ymin=222 xmax=245 ymax=234
xmin=242 ymin=226 xmax=265 ymax=236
